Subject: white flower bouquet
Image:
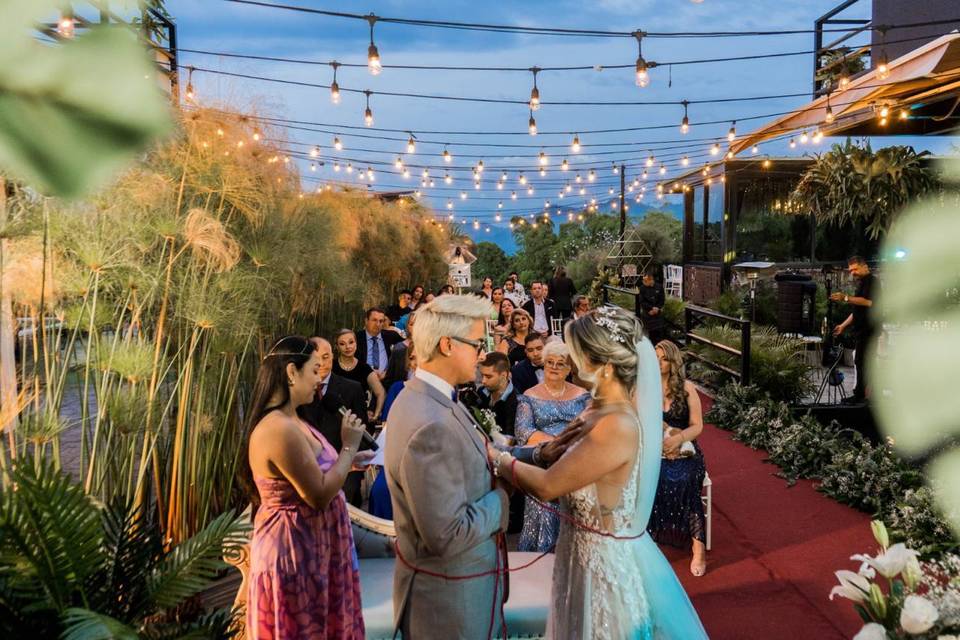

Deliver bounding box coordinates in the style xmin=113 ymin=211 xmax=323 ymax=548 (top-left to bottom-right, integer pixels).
xmin=831 ymin=521 xmax=960 ymax=639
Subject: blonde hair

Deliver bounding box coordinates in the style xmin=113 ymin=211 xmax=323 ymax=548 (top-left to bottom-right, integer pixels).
xmin=565 ymin=306 xmax=643 ymax=390
xmin=508 ymin=308 xmax=533 ymax=335
xmin=412 ymin=294 xmax=493 ymax=362
xmin=542 ymin=340 xmax=570 ymax=363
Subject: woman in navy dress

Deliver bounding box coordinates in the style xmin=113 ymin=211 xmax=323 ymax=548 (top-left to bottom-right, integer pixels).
xmin=648 ymin=340 xmax=708 ymax=576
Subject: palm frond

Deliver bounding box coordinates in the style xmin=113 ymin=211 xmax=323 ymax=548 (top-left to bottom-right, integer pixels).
xmin=60 ymin=607 xmax=139 ymax=640
xmin=0 ymin=461 xmax=104 ymax=610
xmin=147 ymin=510 xmax=248 ymax=609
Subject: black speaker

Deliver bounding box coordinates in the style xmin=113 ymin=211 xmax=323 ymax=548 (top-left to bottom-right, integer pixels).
xmin=796 ymin=403 xmax=879 ymax=443
xmin=775 ymin=273 xmax=816 ymax=335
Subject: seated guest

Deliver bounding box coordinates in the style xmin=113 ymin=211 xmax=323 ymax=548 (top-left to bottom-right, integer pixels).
xmin=386 ymin=289 xmax=413 ymax=323
xmin=409 ymin=284 xmax=425 ymax=310
xmin=354 ymin=307 xmax=402 ymax=379
xmin=479 ymin=276 xmax=494 ymax=299
xmin=242 ymin=335 xmax=373 ymax=637
xmin=510 ymin=334 xmax=546 ymax=395
xmin=496 ymin=308 xmax=533 ymax=366
xmin=508 ymin=271 xmax=526 ymax=299
xmin=571 ymin=294 xmax=591 ymax=320
xmin=503 ymin=278 xmax=524 ymax=306
xmin=368 ymin=344 xmax=418 ymax=520
xmin=423 ymin=291 xmax=436 ymax=305
xmin=299 ymin=336 xmax=371 ymax=508
xmin=477 ymin=352 xmax=518 ymax=437
xmin=334 ymin=328 xmax=386 ymax=423
xmin=515 ymin=341 xmax=589 ymax=552
xmin=478 ymin=351 xmax=523 ymax=533
xmin=438 ymin=284 xmax=455 ymax=296
xmin=491 ymin=286 xmax=504 ymax=309
xmin=493 ymin=298 xmax=515 ymax=346
xmin=648 ymin=340 xmax=708 ymax=577
xmin=522 ymin=281 xmax=557 ymax=337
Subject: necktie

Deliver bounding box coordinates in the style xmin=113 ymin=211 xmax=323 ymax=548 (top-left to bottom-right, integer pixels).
xmin=370 ymin=335 xmax=380 ymax=369
xmin=451 ymin=389 xmax=458 ymax=403
xmin=317 ymin=383 xmax=326 ymax=401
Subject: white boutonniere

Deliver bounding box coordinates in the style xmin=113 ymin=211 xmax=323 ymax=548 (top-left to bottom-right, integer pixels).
xmin=471 ymin=407 xmax=510 ymax=446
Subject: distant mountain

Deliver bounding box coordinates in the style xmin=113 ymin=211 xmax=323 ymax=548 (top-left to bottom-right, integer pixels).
xmin=463 ymin=203 xmax=683 ymax=255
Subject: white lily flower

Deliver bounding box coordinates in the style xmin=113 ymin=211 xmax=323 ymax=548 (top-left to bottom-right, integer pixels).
xmin=829 ymin=570 xmax=872 ymax=602
xmin=851 ymin=543 xmax=920 ymax=578
xmin=900 ymin=595 xmax=939 ymax=635
xmin=853 ymin=622 xmax=888 ymax=640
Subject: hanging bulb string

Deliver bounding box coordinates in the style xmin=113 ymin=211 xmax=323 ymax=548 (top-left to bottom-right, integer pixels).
xmin=219 ymin=2 xmax=960 ymax=40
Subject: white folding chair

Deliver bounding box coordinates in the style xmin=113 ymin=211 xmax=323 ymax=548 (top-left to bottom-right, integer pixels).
xmin=550 ymin=317 xmax=564 ymax=336
xmin=701 ymin=472 xmax=713 ymax=551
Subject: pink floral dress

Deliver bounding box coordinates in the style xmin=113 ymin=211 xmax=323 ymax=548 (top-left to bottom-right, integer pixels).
xmin=248 ymin=423 xmax=364 ymax=639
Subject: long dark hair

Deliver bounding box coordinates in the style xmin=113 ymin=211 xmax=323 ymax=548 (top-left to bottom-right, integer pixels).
xmin=240 ymin=335 xmax=317 ymax=512
xmin=382 ymin=342 xmax=409 ymax=391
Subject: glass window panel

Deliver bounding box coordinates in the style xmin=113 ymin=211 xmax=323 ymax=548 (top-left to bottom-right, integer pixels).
xmin=691 ymin=186 xmax=705 ymax=261
xmin=706 ymin=184 xmax=723 ymax=262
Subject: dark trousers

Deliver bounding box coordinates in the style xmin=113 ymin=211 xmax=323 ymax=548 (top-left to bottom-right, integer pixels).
xmin=853 ymin=331 xmax=874 ymax=400
xmin=343 ymin=471 xmax=364 ymax=507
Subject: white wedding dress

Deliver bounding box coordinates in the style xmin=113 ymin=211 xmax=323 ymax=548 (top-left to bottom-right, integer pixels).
xmin=545 ymin=339 xmax=708 ymax=640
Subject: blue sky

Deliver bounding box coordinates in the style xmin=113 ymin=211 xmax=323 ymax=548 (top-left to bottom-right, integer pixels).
xmin=166 ymin=0 xmax=958 ymax=251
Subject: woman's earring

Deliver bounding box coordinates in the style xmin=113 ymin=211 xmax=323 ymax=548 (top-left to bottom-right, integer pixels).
xmin=288 ymin=378 xmax=295 ymax=386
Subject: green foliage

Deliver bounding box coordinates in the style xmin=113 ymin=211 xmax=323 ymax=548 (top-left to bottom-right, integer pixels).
xmin=706 ymin=385 xmax=957 ymax=557
xmin=0 ymin=1 xmax=171 ymax=197
xmin=474 ymin=241 xmax=512 ymax=286
xmin=586 ymin=266 xmax=619 ymax=308
xmin=792 ymin=140 xmax=938 ymax=239
xmin=0 ymin=462 xmax=246 ymax=638
xmin=686 ymin=324 xmax=814 ymax=402
xmin=661 ymin=295 xmax=686 ymax=328
xmin=709 ymin=290 xmax=743 ymax=319
xmin=634 ymin=211 xmax=682 ymax=265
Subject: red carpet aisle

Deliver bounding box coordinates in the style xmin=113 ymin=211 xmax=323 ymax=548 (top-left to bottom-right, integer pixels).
xmin=661 ymin=394 xmax=875 ymax=639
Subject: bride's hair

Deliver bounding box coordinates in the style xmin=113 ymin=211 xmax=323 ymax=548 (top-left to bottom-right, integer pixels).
xmin=565 ymin=306 xmax=644 ymax=390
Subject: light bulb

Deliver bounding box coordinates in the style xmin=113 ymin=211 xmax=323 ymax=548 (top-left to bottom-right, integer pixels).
xmin=497 ymin=182 xmax=503 ymax=190
xmin=368 ymin=44 xmax=382 ymax=75
xmin=407 ymin=136 xmax=416 ymax=154
xmin=726 ymin=150 xmax=734 ymax=159
xmin=813 ymin=129 xmax=823 ymax=143
xmin=310 ymin=146 xmax=320 ymax=158
xmin=333 ymin=136 xmax=343 ymax=151
xmin=839 ymin=73 xmax=850 ymax=89
xmin=334 ymin=162 xmax=341 ymax=172
xmin=681 ymin=155 xmax=689 ymax=166
xmin=447 ymin=200 xmax=453 ymax=209
xmin=608 ymin=187 xmax=615 ymax=195
xmin=402 ymin=168 xmax=410 ymax=178
xmin=899 ymin=108 xmax=908 ymax=120
xmin=789 ymin=138 xmax=796 ymax=149
xmin=659 ymin=164 xmax=666 ymax=175
xmin=728 ymin=122 xmax=736 ymax=142
xmin=498 ymin=201 xmax=503 ymax=209
xmin=395 ymin=156 xmax=403 ymax=169
xmin=711 ymin=143 xmax=720 ymax=156
xmin=527 ymin=186 xmax=534 ymax=195
xmin=681 ymin=115 xmax=689 ymax=134
xmin=422 ymin=168 xmax=429 ymax=178
xmin=474 ymin=181 xmax=480 ymax=190
xmin=565 ymin=183 xmax=572 ymax=193
xmin=571 ymin=134 xmax=580 ymax=153
xmin=642 ymin=169 xmax=648 ymax=179
xmin=879 ymin=105 xmax=890 ymax=118
xmin=575 ymin=173 xmax=582 ymax=183
xmin=800 ymin=131 xmax=809 ymax=144
xmin=635 ymin=57 xmax=649 ymax=88
xmin=519 ymin=173 xmax=527 ymax=185
xmin=529 ymin=86 xmax=540 ymax=111
xmin=751 ymin=145 xmax=759 ymax=154
xmin=529 ymin=115 xmax=537 ymax=136
xmin=877 ymin=54 xmax=889 ymax=79
xmin=252 ymin=129 xmax=261 ymax=142
xmin=367 ymin=167 xmax=375 ymax=180
xmin=646 ymin=154 xmax=654 ymax=167
xmin=444 ymin=173 xmax=452 ymax=184
xmin=58 ymin=14 xmax=76 ymax=38
xmin=443 ymin=148 xmax=452 ymax=163
xmin=477 ymin=160 xmax=484 ymax=172
xmin=460 ymin=191 xmax=467 ymax=200
xmin=310 ymin=162 xmax=317 ymax=171
xmin=580 ymin=187 xmax=587 ymax=196
xmin=511 ymin=191 xmax=517 ymax=200
xmin=588 ymin=170 xmax=596 ymax=182
xmin=330 ymin=81 xmax=340 ymax=104
xmin=561 ymin=159 xmax=569 ymax=171
xmin=364 ymin=107 xmax=373 ymax=127
xmin=539 ymin=167 xmax=546 ymax=177
xmin=762 ymin=157 xmax=771 ymax=168
xmin=539 ymin=151 xmax=548 ymax=166
xmin=346 ymin=163 xmax=353 ymax=173
xmin=612 ymin=164 xmax=619 ymax=175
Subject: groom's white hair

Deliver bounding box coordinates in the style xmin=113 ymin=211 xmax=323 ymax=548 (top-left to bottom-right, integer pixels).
xmin=412 ymin=294 xmax=493 ymax=362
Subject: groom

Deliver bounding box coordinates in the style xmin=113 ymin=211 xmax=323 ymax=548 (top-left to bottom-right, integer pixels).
xmin=385 ymin=294 xmax=511 ymax=639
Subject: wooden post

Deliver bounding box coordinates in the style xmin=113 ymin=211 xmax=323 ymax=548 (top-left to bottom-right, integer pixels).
xmin=619 ymin=164 xmax=626 ymax=237
xmin=0 ymin=177 xmax=19 ymax=441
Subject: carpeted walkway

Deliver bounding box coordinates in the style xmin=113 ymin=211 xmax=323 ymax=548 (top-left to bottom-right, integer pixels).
xmin=660 ymin=394 xmax=874 ymax=639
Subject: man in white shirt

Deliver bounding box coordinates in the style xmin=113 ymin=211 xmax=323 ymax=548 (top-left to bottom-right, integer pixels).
xmin=522 ymin=281 xmax=556 ymax=336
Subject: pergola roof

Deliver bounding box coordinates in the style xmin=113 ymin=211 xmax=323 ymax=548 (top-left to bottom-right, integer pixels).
xmin=731 ymin=32 xmax=960 ymax=154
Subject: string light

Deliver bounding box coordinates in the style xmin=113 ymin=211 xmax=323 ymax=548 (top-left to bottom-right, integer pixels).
xmin=711 ymin=143 xmax=720 ymax=156
xmin=762 ymin=156 xmax=771 ymax=169
xmin=727 ymin=121 xmax=736 ymax=142
xmin=511 ymin=191 xmax=518 ymax=200
xmin=252 ymin=129 xmax=261 ymax=142
xmin=501 ymin=171 xmax=508 ymax=182
xmin=789 ymin=138 xmax=796 ymax=149
xmin=346 ymin=162 xmax=353 ymax=173
xmin=519 ymin=172 xmax=527 ymax=185
xmin=539 ymin=150 xmax=548 ymax=166
xmin=580 ymin=187 xmax=587 ymax=195
xmin=443 ymin=146 xmax=452 ymax=162
xmin=800 ymin=130 xmax=809 ymax=144
xmin=367 ymin=166 xmax=375 ymax=180
xmin=310 ymin=162 xmax=317 ymax=171
xmin=57 ymin=11 xmax=76 ymax=38
xmin=588 ymin=169 xmax=596 ymax=182
xmin=681 ymin=155 xmax=690 ymax=166
xmin=634 ymin=31 xmax=649 ymax=88
xmin=333 ymin=136 xmax=343 ymax=151
xmin=571 ymin=134 xmax=580 ymax=153
xmin=496 ymin=181 xmax=504 ymax=190
xmin=402 ymin=168 xmax=410 ymax=178
xmin=334 ymin=161 xmax=341 ymax=172
xmin=477 ymin=159 xmax=484 ymax=172
xmin=539 ymin=167 xmax=547 ymax=177
xmin=460 ymin=191 xmax=467 ymax=199
xmin=751 ymin=145 xmax=759 ymax=154
xmin=565 ymin=183 xmax=572 ymax=192
xmin=498 ymin=201 xmax=503 ymax=209
xmin=659 ymin=164 xmax=666 ymax=175
xmin=561 ymin=158 xmax=569 ymax=171
xmin=444 ymin=172 xmax=452 ymax=184
xmin=680 ymin=100 xmax=690 ymax=134
xmin=394 ymin=156 xmax=404 ymax=169
xmin=612 ymin=163 xmax=620 ymax=175
xmin=825 ymin=95 xmax=835 ymax=123
xmin=529 ymin=67 xmax=541 ymax=111
xmin=367 ymin=15 xmax=382 ymax=75
xmin=406 ymin=134 xmax=416 ymax=154
xmin=527 ymin=186 xmax=535 ymax=195
xmin=876 ymin=29 xmax=890 ymax=79
xmin=528 ymin=110 xmax=537 ymax=136
xmin=185 ymin=66 xmax=195 ymax=101
xmin=310 ymin=146 xmax=321 ymax=158
xmin=329 ymin=62 xmax=341 ymax=103
xmin=447 ymin=199 xmax=453 ymax=209
xmin=646 ymin=153 xmax=655 ymax=167
xmin=726 ymin=150 xmax=734 ymax=159
xmin=899 ymin=108 xmax=909 ymax=120
xmin=363 ymin=90 xmax=374 ymax=127
xmin=812 ymin=128 xmax=823 ymax=143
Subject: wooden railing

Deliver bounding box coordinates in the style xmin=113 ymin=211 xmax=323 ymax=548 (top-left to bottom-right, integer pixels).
xmin=684 ymin=304 xmax=751 ymax=385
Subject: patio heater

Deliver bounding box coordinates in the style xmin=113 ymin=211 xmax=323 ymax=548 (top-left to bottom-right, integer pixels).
xmin=732 ymin=261 xmax=776 ymax=321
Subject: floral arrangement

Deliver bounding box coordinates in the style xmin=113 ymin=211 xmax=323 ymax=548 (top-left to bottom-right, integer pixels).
xmin=831 ymin=521 xmax=960 ymax=639
xmin=470 ymin=406 xmax=511 ymax=447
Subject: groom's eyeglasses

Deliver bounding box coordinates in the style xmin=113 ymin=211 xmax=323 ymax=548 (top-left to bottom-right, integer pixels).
xmin=450 ymin=335 xmax=485 ymax=355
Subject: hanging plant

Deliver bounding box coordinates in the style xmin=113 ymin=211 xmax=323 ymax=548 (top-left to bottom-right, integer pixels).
xmin=792 ymin=140 xmax=939 ymax=239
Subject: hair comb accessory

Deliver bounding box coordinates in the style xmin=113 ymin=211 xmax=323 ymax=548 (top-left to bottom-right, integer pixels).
xmin=593 ymin=306 xmax=627 ymax=343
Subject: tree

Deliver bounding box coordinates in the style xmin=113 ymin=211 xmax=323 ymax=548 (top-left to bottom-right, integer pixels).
xmin=474 ymin=241 xmax=512 ymax=285
xmin=510 ymin=217 xmax=559 ymax=282
xmin=634 ymin=211 xmax=682 ymax=264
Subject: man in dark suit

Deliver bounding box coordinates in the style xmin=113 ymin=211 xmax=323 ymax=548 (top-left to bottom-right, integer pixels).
xmin=522 ymin=281 xmax=558 ymax=337
xmin=638 ymin=271 xmax=666 ymax=346
xmin=298 ymin=336 xmax=371 ymax=506
xmin=386 ymin=289 xmax=413 ymax=323
xmin=477 ymin=352 xmax=518 ymax=436
xmin=511 ymin=334 xmax=546 ymax=395
xmin=355 ymin=306 xmax=403 ymax=377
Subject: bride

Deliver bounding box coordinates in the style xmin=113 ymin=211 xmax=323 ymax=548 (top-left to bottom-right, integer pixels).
xmin=489 ymin=306 xmax=707 ymax=639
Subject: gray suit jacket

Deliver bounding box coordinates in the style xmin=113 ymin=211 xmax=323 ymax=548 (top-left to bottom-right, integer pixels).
xmin=385 ymin=376 xmax=509 ymax=639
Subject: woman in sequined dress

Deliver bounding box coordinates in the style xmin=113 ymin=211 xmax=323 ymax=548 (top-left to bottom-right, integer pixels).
xmin=515 ymin=340 xmax=590 ymax=552
xmin=648 ymin=340 xmax=708 ymax=576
